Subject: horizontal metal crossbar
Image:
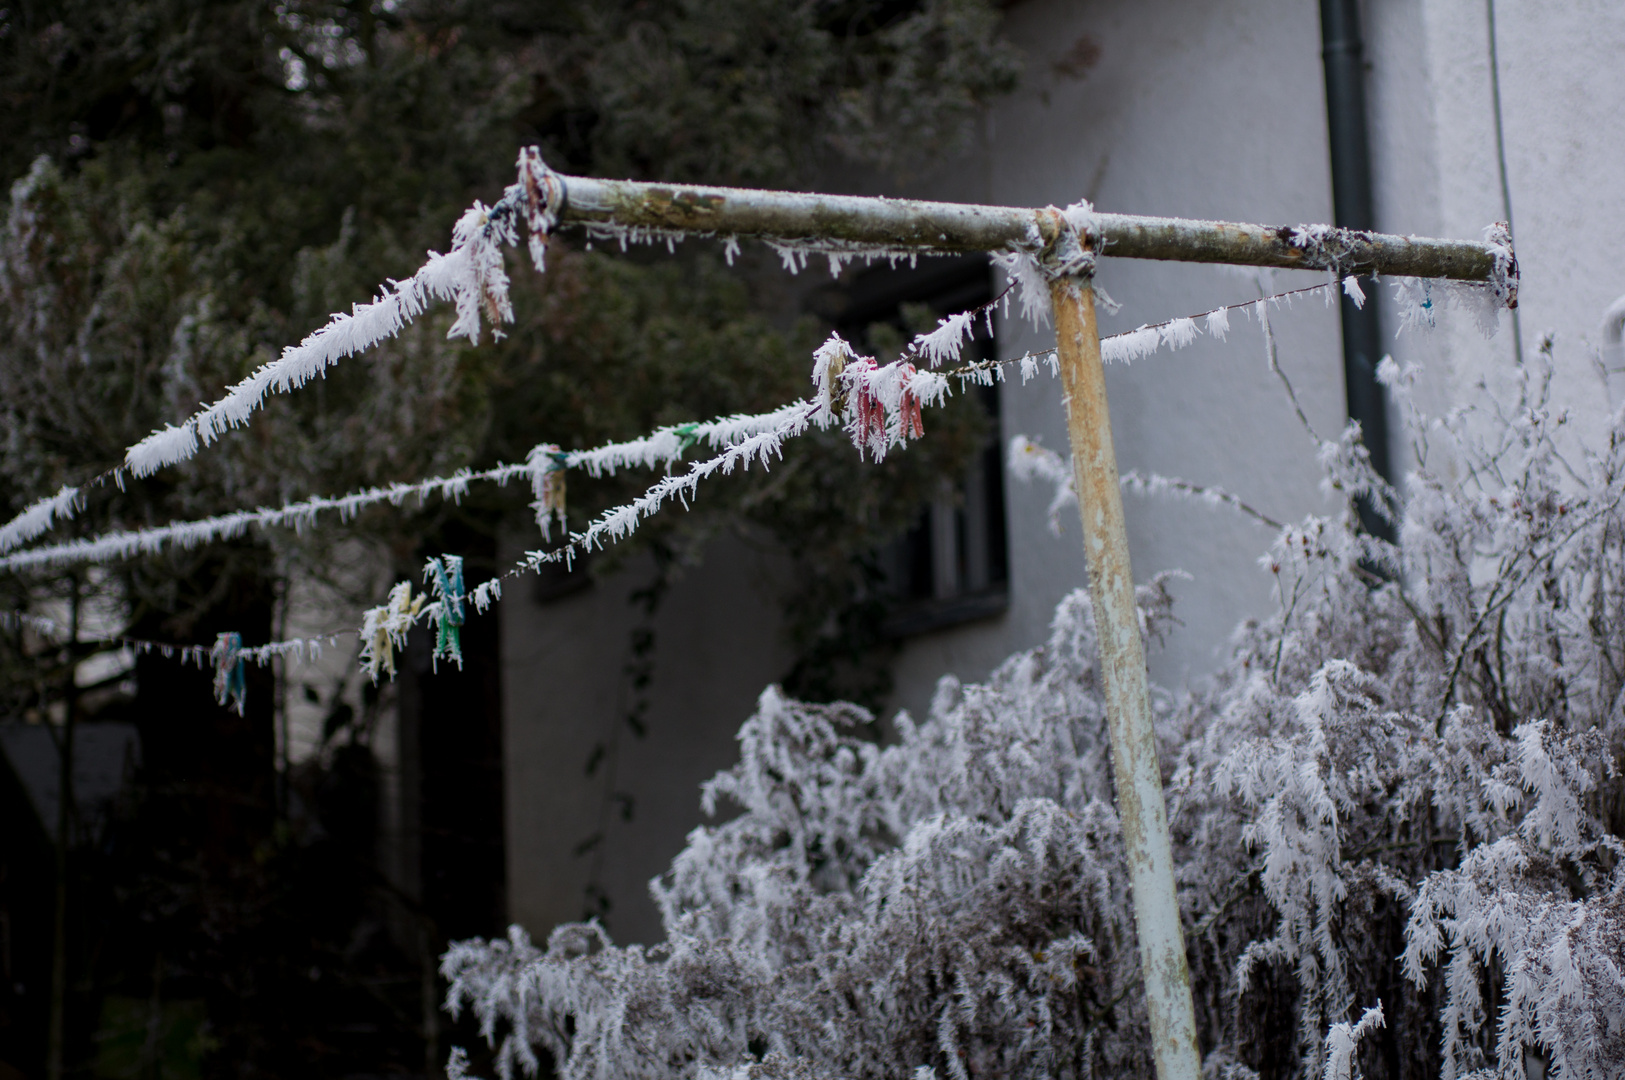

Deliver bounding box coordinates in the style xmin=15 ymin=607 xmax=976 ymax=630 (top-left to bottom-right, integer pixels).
xmin=553 ymin=173 xmax=1505 ymax=282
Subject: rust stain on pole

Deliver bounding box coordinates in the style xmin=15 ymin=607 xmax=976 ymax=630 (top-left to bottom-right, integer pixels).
xmin=1052 ymin=273 xmax=1201 ymax=1080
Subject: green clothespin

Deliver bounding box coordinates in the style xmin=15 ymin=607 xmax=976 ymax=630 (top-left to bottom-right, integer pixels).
xmin=424 ymin=555 xmax=465 ymax=672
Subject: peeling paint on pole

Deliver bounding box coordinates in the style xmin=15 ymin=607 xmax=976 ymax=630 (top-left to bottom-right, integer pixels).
xmin=1051 ymin=272 xmax=1201 ymax=1080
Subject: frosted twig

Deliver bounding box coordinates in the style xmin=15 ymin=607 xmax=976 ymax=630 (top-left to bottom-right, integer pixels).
xmin=1119 ymin=470 xmax=1285 ymax=530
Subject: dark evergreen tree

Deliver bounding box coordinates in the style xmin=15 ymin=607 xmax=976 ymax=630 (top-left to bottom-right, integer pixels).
xmin=0 ymin=3 xmax=1019 ymax=1076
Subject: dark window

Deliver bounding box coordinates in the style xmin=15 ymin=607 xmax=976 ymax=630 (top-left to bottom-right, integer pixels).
xmin=821 ymin=256 xmax=1009 ymax=637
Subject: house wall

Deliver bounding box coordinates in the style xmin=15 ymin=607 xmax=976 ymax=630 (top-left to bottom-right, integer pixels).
xmin=500 ymin=535 xmax=795 ymax=944
xmin=499 ymin=0 xmax=1625 ymax=945
xmin=888 ymin=0 xmax=1348 ymax=723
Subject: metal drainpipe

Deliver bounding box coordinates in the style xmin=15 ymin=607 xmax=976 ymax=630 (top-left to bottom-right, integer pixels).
xmin=1319 ymin=0 xmax=1394 ymax=540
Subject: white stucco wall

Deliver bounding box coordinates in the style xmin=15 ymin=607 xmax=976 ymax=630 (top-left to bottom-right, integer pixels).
xmin=499 ymin=0 xmax=1625 ymax=945
xmin=889 ymin=0 xmax=1349 ymax=721
xmin=1370 ymin=0 xmax=1625 ymax=439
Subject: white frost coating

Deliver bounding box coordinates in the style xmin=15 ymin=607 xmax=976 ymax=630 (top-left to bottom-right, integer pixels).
xmin=1205 ymin=307 xmax=1231 ymax=341
xmin=763 ymin=237 xmax=922 ymax=277
xmin=470 ymin=577 xmax=501 ymax=613
xmin=1481 ymin=220 xmax=1519 ymax=310
xmin=444 ymin=594 xmax=1143 ymax=1080
xmin=517 ymin=401 xmax=824 ymax=572
xmin=114 ymin=147 xmax=569 ymax=483
xmin=911 ymin=310 xmax=976 ymax=368
xmin=1377 ymin=223 xmax=1517 ymax=341
xmin=127 ymin=423 xmax=200 ymax=477
xmin=1320 ymin=1004 xmax=1384 ymax=1080
xmin=1159 ymin=317 xmax=1198 ymax=350
xmin=1062 ymin=198 xmax=1098 ymax=238
xmin=0 ymin=485 xmax=80 ymax=555
xmin=1341 ymin=276 xmax=1366 ymax=310
xmin=0 ymin=607 xmax=338 ymax=671
xmin=1101 ymin=326 xmax=1163 ymax=365
xmin=567 ymin=403 xmax=819 ymax=478
xmin=991 ymin=221 xmax=1052 ymax=329
xmin=0 ymin=461 xmax=526 ymax=573
xmin=1389 ymin=276 xmax=1502 ymax=338
xmin=1118 ymin=470 xmax=1281 ymax=529
xmin=126 ymin=199 xmax=519 ymax=477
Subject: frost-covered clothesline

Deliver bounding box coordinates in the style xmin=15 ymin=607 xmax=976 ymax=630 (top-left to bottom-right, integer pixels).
xmin=0 ymin=266 xmax=1265 ymax=577
xmin=121 ymin=149 xmax=560 ymax=481
xmin=2 ymin=277 xmax=1394 ymax=672
xmin=276 ymin=279 xmax=1386 ymax=681
xmin=0 ymin=462 xmax=537 ymax=574
xmin=0 ymin=276 xmax=1020 ymax=573
xmin=3 ymin=272 xmax=1482 ymax=687
xmin=0 ymin=607 xmax=345 ymax=670
xmin=0 ymin=132 xmax=1511 ymax=561
xmin=0 ymin=395 xmax=921 ymax=577
xmin=0 ymin=149 xmax=564 ymax=557
xmin=948 ymin=274 xmax=1373 ymax=391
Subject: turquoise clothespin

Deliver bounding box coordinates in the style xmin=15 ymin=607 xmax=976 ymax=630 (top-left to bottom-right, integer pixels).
xmin=212 ymin=631 xmax=246 ymax=715
xmin=424 ymin=554 xmax=465 ymax=671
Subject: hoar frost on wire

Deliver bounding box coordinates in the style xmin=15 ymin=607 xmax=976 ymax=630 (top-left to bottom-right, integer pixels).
xmin=1389 ymin=227 xmax=1516 ymax=339
xmin=444 ymin=330 xmax=1623 ymax=1080
xmin=115 ymin=148 xmax=558 ymax=479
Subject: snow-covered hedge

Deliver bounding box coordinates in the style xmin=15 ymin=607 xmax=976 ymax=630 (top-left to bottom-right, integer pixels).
xmin=444 ymin=344 xmax=1624 ymax=1080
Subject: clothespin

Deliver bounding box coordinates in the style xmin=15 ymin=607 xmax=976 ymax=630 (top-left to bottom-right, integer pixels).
xmin=424 ymin=554 xmax=465 ymax=672
xmin=846 ymin=357 xmax=886 ymax=457
xmin=358 ymin=581 xmax=424 ymax=683
xmin=211 ymin=631 xmax=246 ymax=715
xmin=528 ymin=443 xmax=568 ymax=541
xmin=672 ymin=423 xmax=701 ymax=456
xmin=899 ymin=365 xmax=925 ymax=441
xmin=811 ymin=333 xmax=852 ymax=418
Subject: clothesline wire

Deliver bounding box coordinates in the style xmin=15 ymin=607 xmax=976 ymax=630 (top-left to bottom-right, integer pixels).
xmin=2 ymin=272 xmax=1374 ymax=683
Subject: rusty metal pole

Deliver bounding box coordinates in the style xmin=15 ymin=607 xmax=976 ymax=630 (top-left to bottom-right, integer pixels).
xmin=1051 ymin=267 xmax=1201 ymax=1080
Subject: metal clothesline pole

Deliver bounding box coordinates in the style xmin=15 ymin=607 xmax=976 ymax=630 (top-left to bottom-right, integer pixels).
xmin=532 ymin=159 xmax=1512 ymax=1080
xmin=1050 ymin=264 xmax=1201 ymax=1079
xmin=544 ymin=170 xmax=1508 ymax=282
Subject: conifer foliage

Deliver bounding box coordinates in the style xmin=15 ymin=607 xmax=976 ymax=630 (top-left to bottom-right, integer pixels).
xmin=445 ymin=343 xmax=1625 ymax=1080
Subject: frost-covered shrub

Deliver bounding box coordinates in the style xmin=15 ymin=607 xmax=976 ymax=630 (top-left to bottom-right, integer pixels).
xmin=445 ymin=343 xmax=1624 ymax=1080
